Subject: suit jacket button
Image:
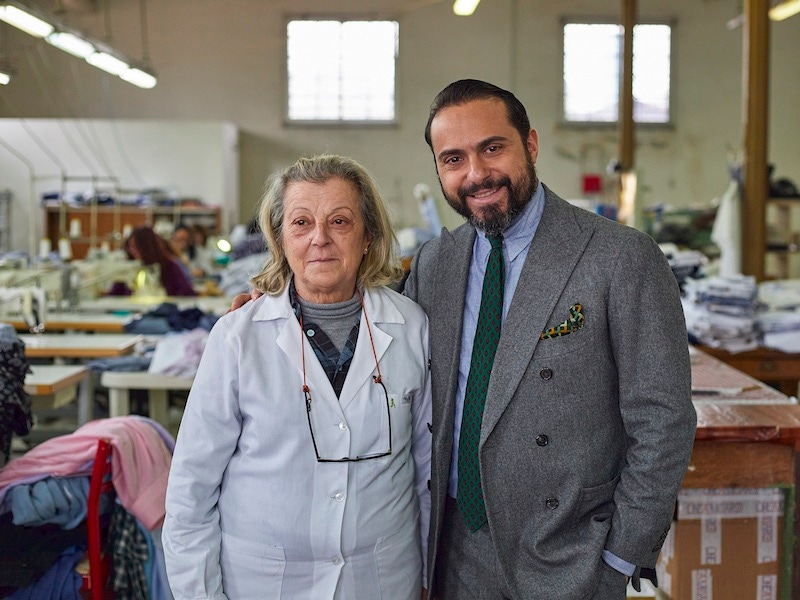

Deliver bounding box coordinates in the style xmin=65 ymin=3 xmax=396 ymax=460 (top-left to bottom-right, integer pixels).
xmin=540 ymin=368 xmax=553 ymax=380
xmin=535 ymin=434 xmax=549 ymax=446
xmin=546 ymin=497 xmax=559 ymax=510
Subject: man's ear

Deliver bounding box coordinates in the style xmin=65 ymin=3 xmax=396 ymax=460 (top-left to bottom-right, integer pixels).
xmin=527 ymin=128 xmax=539 ymax=163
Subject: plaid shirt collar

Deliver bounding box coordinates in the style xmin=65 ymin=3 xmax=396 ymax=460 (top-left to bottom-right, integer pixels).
xmin=289 ymin=280 xmax=361 ymax=397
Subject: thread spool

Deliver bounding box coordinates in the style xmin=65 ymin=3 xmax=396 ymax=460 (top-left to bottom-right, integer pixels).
xmin=58 ymin=238 xmax=73 ymax=260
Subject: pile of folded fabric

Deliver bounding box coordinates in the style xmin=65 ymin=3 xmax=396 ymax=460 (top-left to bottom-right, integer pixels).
xmin=682 ymin=274 xmax=761 ymax=352
xmin=757 ymin=279 xmax=800 ymax=353
xmin=659 ymin=243 xmax=708 ymax=291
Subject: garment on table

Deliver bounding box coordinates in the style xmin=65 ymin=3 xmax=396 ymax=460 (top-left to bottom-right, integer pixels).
xmin=9 ymin=476 xmax=90 ymax=529
xmin=7 ymin=545 xmax=84 ymax=600
xmin=0 ymin=512 xmax=86 ymax=593
xmin=109 ymin=502 xmax=151 ymax=600
xmin=0 ymin=416 xmax=173 ymax=530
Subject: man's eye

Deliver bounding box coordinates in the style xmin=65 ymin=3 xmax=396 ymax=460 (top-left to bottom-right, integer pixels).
xmin=486 ymin=145 xmax=500 ymax=153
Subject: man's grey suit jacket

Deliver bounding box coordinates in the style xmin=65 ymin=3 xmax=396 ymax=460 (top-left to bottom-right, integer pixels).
xmin=404 ymin=185 xmax=697 ymax=599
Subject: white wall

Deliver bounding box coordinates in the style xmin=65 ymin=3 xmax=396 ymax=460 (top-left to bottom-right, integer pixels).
xmin=0 ymin=0 xmax=798 ymax=241
xmin=0 ymin=119 xmax=238 ymax=255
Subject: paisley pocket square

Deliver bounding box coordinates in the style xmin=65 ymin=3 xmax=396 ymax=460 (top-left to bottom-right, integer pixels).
xmin=540 ymin=303 xmax=585 ymax=340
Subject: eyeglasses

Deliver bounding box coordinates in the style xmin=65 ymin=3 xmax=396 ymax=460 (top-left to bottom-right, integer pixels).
xmin=299 ymin=289 xmax=393 ymax=463
xmin=304 ymin=375 xmax=392 ymax=462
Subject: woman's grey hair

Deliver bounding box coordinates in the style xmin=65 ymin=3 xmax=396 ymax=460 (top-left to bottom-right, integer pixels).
xmin=250 ymin=154 xmax=403 ymax=295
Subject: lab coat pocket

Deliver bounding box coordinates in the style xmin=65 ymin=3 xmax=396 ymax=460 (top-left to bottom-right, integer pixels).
xmin=388 ymin=393 xmax=413 ymax=448
xmin=374 ymin=518 xmax=422 ymax=600
xmin=220 ymin=530 xmax=286 ymax=597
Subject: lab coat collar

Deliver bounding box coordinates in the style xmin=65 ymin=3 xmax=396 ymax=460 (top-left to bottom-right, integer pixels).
xmin=267 ymin=284 xmax=406 ymax=413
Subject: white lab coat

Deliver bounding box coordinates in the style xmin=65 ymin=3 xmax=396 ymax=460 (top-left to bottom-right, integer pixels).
xmin=163 ymin=285 xmax=432 ymax=600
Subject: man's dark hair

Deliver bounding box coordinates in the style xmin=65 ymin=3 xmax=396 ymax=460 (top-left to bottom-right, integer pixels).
xmin=424 ymin=79 xmax=531 ymax=150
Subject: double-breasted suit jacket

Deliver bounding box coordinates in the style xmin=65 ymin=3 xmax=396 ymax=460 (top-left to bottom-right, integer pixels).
xmin=404 ymin=185 xmax=697 ymax=599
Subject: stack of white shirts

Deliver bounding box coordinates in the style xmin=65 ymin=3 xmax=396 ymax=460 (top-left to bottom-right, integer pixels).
xmin=682 ymin=274 xmax=760 ymax=352
xmin=757 ymin=279 xmax=800 ymax=352
xmin=659 ymin=243 xmax=709 ymax=290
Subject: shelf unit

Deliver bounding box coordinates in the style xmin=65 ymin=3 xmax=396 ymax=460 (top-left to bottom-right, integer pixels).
xmin=765 ymin=198 xmax=800 ymax=280
xmin=44 ymin=204 xmax=221 ymax=260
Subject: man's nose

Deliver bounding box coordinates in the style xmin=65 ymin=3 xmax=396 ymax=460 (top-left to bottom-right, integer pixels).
xmin=466 ymin=155 xmax=491 ymax=184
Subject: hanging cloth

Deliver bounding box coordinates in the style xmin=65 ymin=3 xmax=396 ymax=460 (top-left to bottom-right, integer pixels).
xmin=0 ymin=323 xmax=33 ymax=465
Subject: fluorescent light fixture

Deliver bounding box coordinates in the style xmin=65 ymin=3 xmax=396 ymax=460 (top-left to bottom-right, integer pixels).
xmin=0 ymin=68 xmax=10 ymax=85
xmin=120 ymin=67 xmax=157 ymax=89
xmin=453 ymin=0 xmax=481 ymax=16
xmin=46 ymin=31 xmax=94 ymax=58
xmin=1 ymin=0 xmax=157 ymax=88
xmin=86 ymin=51 xmax=129 ymax=75
xmin=0 ymin=4 xmax=54 ymax=37
xmin=769 ymin=0 xmax=800 ymax=20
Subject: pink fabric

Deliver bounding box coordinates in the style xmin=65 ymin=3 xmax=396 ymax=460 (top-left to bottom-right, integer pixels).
xmin=0 ymin=416 xmax=172 ymax=530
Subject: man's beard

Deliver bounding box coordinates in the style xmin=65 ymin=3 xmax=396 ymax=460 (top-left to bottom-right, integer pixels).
xmin=442 ymin=157 xmax=538 ymax=237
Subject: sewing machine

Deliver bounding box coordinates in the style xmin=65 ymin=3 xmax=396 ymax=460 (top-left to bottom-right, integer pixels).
xmin=70 ymin=258 xmax=144 ymax=301
xmin=0 ymin=287 xmax=48 ymax=332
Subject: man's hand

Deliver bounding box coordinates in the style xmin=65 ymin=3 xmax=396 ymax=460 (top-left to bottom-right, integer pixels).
xmin=227 ymin=289 xmax=264 ymax=313
xmin=421 ymin=588 xmax=428 ymax=600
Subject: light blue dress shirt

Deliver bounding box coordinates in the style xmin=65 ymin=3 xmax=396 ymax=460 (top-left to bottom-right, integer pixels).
xmin=448 ymin=182 xmax=545 ymax=498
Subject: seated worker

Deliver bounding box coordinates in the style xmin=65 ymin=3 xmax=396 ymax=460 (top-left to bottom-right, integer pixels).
xmin=124 ymin=225 xmax=197 ymax=297
xmin=173 ymin=223 xmax=214 ymax=278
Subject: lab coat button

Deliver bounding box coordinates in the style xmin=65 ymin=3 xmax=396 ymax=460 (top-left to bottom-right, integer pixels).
xmin=306 ymin=328 xmax=315 ymax=337
xmin=333 ymin=492 xmax=345 ymax=502
xmin=338 ymin=422 xmax=348 ymax=431
xmin=331 ymin=557 xmax=341 ymax=565
xmin=540 ymin=368 xmax=553 ymax=380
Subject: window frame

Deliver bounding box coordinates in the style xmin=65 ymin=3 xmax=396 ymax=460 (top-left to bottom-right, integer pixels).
xmin=560 ymin=16 xmax=676 ymax=129
xmin=283 ymin=15 xmax=400 ymax=128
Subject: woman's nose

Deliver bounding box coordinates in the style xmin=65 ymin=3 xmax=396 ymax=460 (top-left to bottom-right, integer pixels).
xmin=311 ymin=222 xmax=331 ymax=244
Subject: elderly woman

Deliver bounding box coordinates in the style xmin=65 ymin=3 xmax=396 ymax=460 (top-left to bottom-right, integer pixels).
xmin=163 ymin=154 xmax=432 ymax=600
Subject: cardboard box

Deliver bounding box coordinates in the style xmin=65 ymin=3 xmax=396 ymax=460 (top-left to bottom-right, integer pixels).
xmin=656 ymin=488 xmax=784 ymax=600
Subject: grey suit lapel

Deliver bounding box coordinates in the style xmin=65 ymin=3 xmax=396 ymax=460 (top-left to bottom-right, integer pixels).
xmin=481 ymin=190 xmax=596 ymax=442
xmin=429 ymin=225 xmax=474 ymax=468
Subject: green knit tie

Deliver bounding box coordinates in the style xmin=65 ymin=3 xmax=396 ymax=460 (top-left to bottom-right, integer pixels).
xmin=457 ymin=233 xmax=504 ymax=532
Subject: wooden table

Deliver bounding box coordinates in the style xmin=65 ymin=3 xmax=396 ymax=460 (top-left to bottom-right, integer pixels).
xmin=76 ymin=295 xmax=233 ymax=316
xmin=695 ymin=345 xmax=800 ymax=398
xmin=19 ymin=333 xmax=144 ymax=359
xmin=688 ymin=346 xmax=800 ymax=597
xmin=23 ymin=364 xmax=93 ymax=439
xmin=6 ymin=312 xmax=133 ymax=333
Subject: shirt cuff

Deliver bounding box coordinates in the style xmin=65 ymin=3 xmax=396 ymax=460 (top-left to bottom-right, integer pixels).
xmin=602 ymin=549 xmax=636 ymax=577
